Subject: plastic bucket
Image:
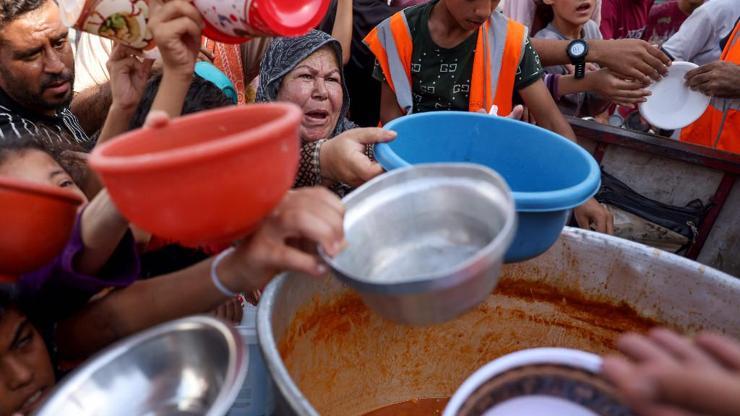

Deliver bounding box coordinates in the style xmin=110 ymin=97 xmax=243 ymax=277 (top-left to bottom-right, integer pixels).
xmin=375 ymin=112 xmax=601 ymax=262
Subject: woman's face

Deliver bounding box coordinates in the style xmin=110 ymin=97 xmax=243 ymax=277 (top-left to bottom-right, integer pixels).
xmin=0 ymin=308 xmax=55 ymax=416
xmin=0 ymin=149 xmax=87 ymax=202
xmin=277 ymin=47 xmax=343 ymax=142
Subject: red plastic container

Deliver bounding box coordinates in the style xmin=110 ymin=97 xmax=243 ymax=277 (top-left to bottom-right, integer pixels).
xmin=0 ymin=177 xmax=83 ymax=280
xmin=197 ymin=0 xmax=332 ymax=44
xmin=88 ymin=104 xmax=302 ymax=246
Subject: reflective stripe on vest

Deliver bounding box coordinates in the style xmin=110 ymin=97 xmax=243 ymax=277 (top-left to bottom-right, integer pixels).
xmin=680 ymin=22 xmax=740 ymax=153
xmin=364 ymin=10 xmax=527 ymax=116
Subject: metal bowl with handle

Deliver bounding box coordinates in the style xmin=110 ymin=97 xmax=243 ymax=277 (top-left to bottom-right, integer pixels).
xmin=321 ymin=163 xmax=517 ymax=325
xmin=35 ymin=316 xmax=248 ymax=416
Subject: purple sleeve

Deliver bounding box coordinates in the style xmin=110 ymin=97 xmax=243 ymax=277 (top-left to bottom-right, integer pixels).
xmin=19 ymin=210 xmax=139 ymax=315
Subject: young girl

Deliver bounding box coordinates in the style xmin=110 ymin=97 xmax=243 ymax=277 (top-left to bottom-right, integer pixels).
xmin=0 ymin=138 xmax=140 ymax=321
xmin=534 ymin=0 xmax=611 ymax=117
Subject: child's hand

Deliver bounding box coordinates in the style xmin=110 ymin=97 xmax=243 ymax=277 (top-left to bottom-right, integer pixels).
xmin=215 ymin=188 xmax=346 ymax=293
xmin=211 ymin=297 xmax=244 ymax=324
xmin=603 ymin=329 xmax=740 ymax=416
xmin=107 ymin=43 xmax=154 ymax=112
xmin=574 ymin=198 xmax=614 ymax=234
xmin=148 ymin=0 xmax=204 ymax=80
xmin=588 ymin=68 xmax=651 ymax=108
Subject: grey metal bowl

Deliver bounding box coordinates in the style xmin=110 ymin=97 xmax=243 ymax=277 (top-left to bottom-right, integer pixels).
xmin=321 ymin=163 xmax=517 ymax=325
xmin=35 ymin=316 xmax=248 ymax=416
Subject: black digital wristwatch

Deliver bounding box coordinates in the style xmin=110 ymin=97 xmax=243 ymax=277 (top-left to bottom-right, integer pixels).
xmin=567 ymin=39 xmax=589 ymax=79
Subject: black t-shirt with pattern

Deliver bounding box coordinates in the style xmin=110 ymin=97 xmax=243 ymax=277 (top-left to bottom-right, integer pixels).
xmin=373 ymin=1 xmax=544 ymax=113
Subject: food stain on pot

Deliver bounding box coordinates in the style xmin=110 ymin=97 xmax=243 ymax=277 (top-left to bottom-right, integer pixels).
xmin=278 ymin=276 xmax=661 ymax=416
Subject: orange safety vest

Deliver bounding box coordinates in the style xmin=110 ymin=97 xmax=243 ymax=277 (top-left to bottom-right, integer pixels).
xmin=680 ymin=22 xmax=740 ymax=153
xmin=364 ymin=10 xmax=527 ymax=117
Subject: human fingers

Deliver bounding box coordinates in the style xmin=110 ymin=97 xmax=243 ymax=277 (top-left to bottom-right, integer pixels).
xmin=507 ymin=105 xmax=524 ymax=120
xmin=685 ymin=63 xmax=714 ymax=81
xmin=286 ymin=187 xmax=345 ymax=220
xmin=267 ymin=244 xmax=327 ymax=277
xmin=696 ymin=332 xmax=740 ymax=371
xmin=645 ymin=42 xmax=672 ymax=74
xmin=149 ymin=0 xmax=203 ymax=28
xmin=590 ymin=208 xmax=610 ymax=233
xmin=648 ymin=328 xmax=719 ymax=367
xmin=160 ymin=16 xmax=203 ymax=46
xmin=612 ymin=96 xmax=647 ymax=106
xmin=143 ymin=110 xmax=170 ymax=128
xmin=617 ymin=332 xmax=676 ymax=364
xmin=274 ymin=196 xmax=344 ymax=256
xmin=602 ymin=355 xmax=705 ymax=416
xmin=352 ymin=155 xmax=385 ymax=186
xmin=345 ymin=127 xmax=397 ymax=145
xmin=604 ymin=205 xmax=614 ymax=235
xmin=685 ymin=73 xmax=715 ymax=95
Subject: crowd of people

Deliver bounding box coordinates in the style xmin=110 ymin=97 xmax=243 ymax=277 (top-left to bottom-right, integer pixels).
xmin=0 ymin=0 xmax=738 ymax=415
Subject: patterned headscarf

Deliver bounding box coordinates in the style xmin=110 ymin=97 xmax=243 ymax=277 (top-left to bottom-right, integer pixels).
xmin=256 ymin=30 xmax=356 ymax=138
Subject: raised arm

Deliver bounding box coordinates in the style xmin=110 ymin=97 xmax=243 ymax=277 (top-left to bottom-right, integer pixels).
xmin=56 ymin=187 xmax=345 ymax=360
xmin=331 ymin=0 xmax=353 ymax=65
xmin=530 ymin=38 xmax=671 ymax=83
xmin=148 ymin=0 xmax=204 ymax=118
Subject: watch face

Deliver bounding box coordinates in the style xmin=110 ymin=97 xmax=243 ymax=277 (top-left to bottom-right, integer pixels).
xmin=569 ymin=42 xmax=586 ymax=57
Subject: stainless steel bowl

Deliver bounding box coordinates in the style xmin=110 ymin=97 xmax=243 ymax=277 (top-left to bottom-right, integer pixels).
xmin=35 ymin=316 xmax=248 ymax=416
xmin=321 ymin=163 xmax=517 ymax=325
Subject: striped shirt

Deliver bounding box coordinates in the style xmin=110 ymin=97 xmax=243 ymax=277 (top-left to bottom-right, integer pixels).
xmin=0 ymin=88 xmax=92 ymax=151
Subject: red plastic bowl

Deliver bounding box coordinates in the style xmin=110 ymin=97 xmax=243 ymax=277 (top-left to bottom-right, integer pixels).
xmin=0 ymin=177 xmax=83 ymax=279
xmin=88 ymin=104 xmax=302 ymax=246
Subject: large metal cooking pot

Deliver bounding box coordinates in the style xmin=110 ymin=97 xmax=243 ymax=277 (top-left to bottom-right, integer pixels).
xmin=257 ymin=228 xmax=740 ymax=416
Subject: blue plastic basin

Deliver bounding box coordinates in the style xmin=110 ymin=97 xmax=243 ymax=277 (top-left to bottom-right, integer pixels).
xmin=375 ymin=112 xmax=600 ymax=262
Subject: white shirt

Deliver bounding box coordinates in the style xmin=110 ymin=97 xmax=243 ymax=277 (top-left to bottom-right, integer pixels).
xmin=662 ymin=0 xmax=740 ymax=65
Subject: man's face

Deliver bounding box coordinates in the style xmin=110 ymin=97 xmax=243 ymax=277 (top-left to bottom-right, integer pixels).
xmin=444 ymin=0 xmax=501 ymax=32
xmin=0 ymin=0 xmax=74 ymax=116
xmin=0 ymin=308 xmax=55 ymax=416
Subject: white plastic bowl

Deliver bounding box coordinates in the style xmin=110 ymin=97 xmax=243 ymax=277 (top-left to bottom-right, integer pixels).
xmin=639 ymin=61 xmax=711 ymax=130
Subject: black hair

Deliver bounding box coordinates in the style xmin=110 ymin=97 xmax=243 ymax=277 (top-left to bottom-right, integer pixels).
xmin=0 ymin=0 xmax=46 ymax=29
xmin=0 ymin=136 xmax=87 ymax=186
xmin=0 ymin=284 xmax=14 ymax=309
xmin=129 ymin=74 xmax=234 ymax=130
xmin=533 ymin=0 xmax=555 ymax=35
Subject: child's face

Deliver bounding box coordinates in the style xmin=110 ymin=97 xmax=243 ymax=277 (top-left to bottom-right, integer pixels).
xmin=545 ymin=0 xmax=596 ymax=27
xmin=0 ymin=149 xmax=87 ymax=202
xmin=444 ymin=0 xmax=501 ymax=32
xmin=0 ymin=308 xmax=55 ymax=416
